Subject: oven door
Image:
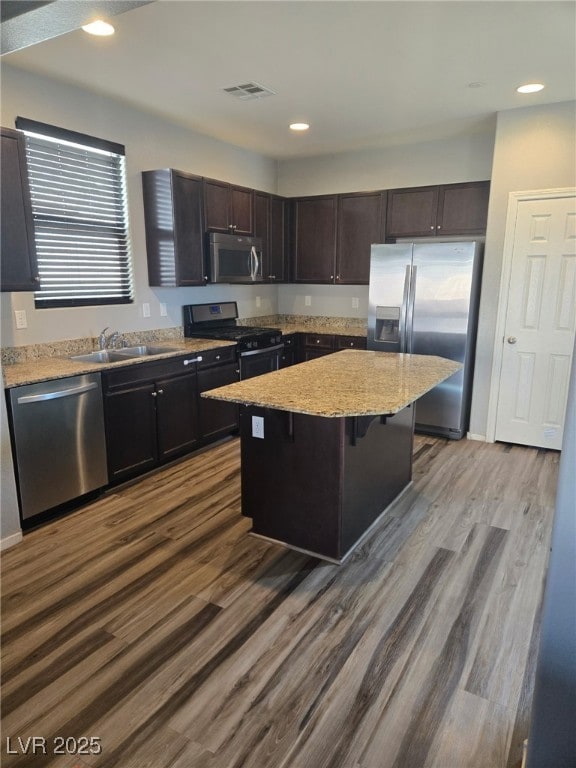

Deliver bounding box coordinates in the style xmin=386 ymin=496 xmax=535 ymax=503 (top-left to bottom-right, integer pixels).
xmin=239 ymin=344 xmax=283 ymax=380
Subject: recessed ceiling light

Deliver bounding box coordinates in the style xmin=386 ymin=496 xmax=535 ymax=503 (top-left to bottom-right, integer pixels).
xmin=290 ymin=123 xmax=310 ymax=132
xmin=517 ymin=83 xmax=545 ymax=94
xmin=81 ymin=20 xmax=115 ymax=36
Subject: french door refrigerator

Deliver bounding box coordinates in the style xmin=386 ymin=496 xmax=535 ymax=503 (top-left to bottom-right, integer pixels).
xmin=367 ymin=241 xmax=483 ymax=439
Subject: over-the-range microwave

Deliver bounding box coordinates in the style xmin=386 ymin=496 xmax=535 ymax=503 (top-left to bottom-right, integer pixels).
xmin=207 ymin=232 xmax=263 ymax=283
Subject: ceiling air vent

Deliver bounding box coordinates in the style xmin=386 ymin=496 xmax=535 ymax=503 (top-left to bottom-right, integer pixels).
xmin=222 ymin=82 xmax=276 ymax=100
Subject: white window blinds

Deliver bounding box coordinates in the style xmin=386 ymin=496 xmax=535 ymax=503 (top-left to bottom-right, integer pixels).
xmin=16 ymin=118 xmax=133 ymax=308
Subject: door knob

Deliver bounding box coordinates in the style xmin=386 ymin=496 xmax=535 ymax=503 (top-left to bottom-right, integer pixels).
xmin=507 ymin=336 xmax=517 ymax=344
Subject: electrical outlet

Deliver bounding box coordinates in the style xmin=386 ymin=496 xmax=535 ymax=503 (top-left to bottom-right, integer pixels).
xmin=352 ymin=297 xmax=359 ymax=309
xmin=305 ymin=295 xmax=312 ymax=307
xmin=160 ymin=303 xmax=168 ymax=317
xmin=14 ymin=310 xmax=27 ymax=329
xmin=256 ymin=296 xmax=261 ymax=308
xmin=252 ymin=415 xmax=265 ymax=439
xmin=142 ymin=302 xmax=151 ymax=318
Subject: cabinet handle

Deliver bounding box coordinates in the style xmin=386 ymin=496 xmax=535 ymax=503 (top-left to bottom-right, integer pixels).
xmin=157 ymin=389 xmax=164 ymax=395
xmin=430 ymin=225 xmax=435 ymax=230
xmin=215 ymin=354 xmax=221 ymax=360
xmin=183 ymin=356 xmax=203 ymax=366
xmin=268 ymin=275 xmax=276 ymax=279
xmin=437 ymin=225 xmax=442 ymax=230
xmin=330 ymin=275 xmax=334 ymax=280
xmin=151 ymin=391 xmax=157 ymax=398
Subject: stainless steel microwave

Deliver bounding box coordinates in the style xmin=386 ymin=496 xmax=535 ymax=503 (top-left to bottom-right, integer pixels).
xmin=207 ymin=233 xmax=263 ymax=283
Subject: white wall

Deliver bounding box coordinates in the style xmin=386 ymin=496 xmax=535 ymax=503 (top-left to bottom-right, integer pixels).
xmin=0 ymin=362 xmax=22 ymax=549
xmin=277 ymin=125 xmax=496 ymax=197
xmin=0 ymin=65 xmax=279 ymax=347
xmin=469 ymin=100 xmax=576 ymax=438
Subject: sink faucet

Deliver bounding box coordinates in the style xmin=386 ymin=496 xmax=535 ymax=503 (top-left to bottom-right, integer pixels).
xmin=98 ymin=327 xmax=122 ymax=349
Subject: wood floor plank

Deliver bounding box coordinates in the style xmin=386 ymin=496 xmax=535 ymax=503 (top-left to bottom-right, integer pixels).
xmin=0 ymin=436 xmax=558 ymax=768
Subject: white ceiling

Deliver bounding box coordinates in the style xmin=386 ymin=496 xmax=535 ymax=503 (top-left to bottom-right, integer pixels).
xmin=2 ymin=0 xmax=575 ymax=159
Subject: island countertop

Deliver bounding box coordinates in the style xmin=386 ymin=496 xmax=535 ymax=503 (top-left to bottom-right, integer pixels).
xmin=203 ymin=349 xmax=461 ymax=418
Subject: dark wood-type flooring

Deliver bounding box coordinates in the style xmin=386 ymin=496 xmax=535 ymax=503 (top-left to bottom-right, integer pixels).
xmin=1 ymin=435 xmax=559 ymax=768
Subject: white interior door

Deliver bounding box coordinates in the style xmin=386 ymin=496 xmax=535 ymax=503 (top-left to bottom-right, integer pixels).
xmin=495 ymin=194 xmax=576 ymax=449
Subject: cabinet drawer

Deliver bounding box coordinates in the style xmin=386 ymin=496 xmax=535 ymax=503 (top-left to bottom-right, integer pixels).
xmin=336 ymin=335 xmax=367 ymax=350
xmin=103 ymin=354 xmax=201 ymax=391
xmin=302 ymin=334 xmax=335 ymax=349
xmin=197 ymin=345 xmax=237 ymax=368
xmin=281 ymin=333 xmax=297 ymax=347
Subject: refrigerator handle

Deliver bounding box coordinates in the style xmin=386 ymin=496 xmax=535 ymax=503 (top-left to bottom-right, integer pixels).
xmin=406 ymin=265 xmax=417 ymax=353
xmin=400 ymin=265 xmax=411 ymax=352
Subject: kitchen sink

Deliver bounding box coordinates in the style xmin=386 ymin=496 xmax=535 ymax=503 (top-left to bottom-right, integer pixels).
xmin=70 ymin=350 xmax=132 ymax=363
xmin=113 ymin=345 xmax=182 ymax=357
xmin=70 ymin=345 xmax=183 ymax=364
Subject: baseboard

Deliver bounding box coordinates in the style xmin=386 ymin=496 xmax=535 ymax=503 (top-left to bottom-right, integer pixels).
xmin=467 ymin=433 xmax=487 ymax=442
xmin=1 ymin=531 xmax=23 ymax=551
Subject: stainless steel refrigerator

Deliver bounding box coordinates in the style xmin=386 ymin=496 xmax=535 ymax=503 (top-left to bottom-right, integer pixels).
xmin=367 ymin=241 xmax=483 ymax=439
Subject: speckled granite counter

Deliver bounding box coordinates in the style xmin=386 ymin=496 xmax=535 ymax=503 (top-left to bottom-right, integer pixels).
xmin=203 ymin=350 xmax=460 ymax=417
xmin=240 ymin=314 xmax=367 ymax=338
xmin=3 ymin=339 xmax=236 ymax=389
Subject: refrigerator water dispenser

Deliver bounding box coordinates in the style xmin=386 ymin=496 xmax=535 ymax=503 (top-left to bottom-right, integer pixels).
xmin=375 ymin=306 xmax=400 ymax=342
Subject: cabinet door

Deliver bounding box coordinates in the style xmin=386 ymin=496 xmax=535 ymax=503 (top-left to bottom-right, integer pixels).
xmin=337 ymin=192 xmax=385 ymax=284
xmin=172 ymin=172 xmax=206 ymax=285
xmin=1 ymin=127 xmax=39 ymax=292
xmin=437 ymin=181 xmax=490 ymax=235
xmin=253 ymin=191 xmax=270 ymax=273
xmin=230 ymin=185 xmax=253 ymax=234
xmin=142 ymin=169 xmax=205 ymax=287
xmin=155 ymin=372 xmax=200 ymax=461
xmin=268 ymin=195 xmax=287 ymax=281
xmin=197 ymin=363 xmax=239 ymax=441
xmin=386 ymin=186 xmax=439 ymax=239
xmin=292 ymin=197 xmax=337 ymax=283
xmin=204 ymin=179 xmax=230 ymax=232
xmin=104 ymin=383 xmax=157 ymax=482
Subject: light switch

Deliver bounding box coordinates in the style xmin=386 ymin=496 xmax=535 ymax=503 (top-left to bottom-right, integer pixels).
xmin=160 ymin=303 xmax=167 ymax=317
xmin=305 ymin=295 xmax=312 ymax=307
xmin=352 ymin=297 xmax=359 ymax=309
xmin=142 ymin=302 xmax=151 ymax=318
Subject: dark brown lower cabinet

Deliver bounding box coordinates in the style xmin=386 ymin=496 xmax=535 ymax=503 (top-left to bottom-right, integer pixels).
xmin=104 ymin=365 xmax=199 ymax=483
xmin=297 ymin=333 xmax=367 ymax=363
xmin=240 ymin=403 xmax=414 ymax=562
xmin=197 ymin=358 xmax=239 ymax=441
xmin=103 ymin=350 xmax=239 ymax=484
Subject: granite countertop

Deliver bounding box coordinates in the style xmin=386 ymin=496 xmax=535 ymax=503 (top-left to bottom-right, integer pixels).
xmin=203 ymin=350 xmax=461 ymax=418
xmin=3 ymin=339 xmax=236 ymax=389
xmin=274 ymin=322 xmax=367 ymax=337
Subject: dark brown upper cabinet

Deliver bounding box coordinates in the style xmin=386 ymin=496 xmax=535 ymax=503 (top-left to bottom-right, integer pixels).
xmin=386 ymin=181 xmax=490 ymax=239
xmin=204 ymin=178 xmax=253 ymax=235
xmin=142 ymin=169 xmax=206 ymax=287
xmin=336 ymin=191 xmax=386 ymax=284
xmin=1 ymin=126 xmax=40 ymax=292
xmin=291 ymin=191 xmax=386 ymax=284
xmin=268 ymin=195 xmax=287 ymax=282
xmin=253 ymin=191 xmax=287 ymax=282
xmin=291 ymin=196 xmax=338 ymax=283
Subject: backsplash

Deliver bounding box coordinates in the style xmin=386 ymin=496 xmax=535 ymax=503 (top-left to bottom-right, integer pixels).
xmin=2 ymin=316 xmax=367 ymax=365
xmin=1 ymin=327 xmax=183 ymax=365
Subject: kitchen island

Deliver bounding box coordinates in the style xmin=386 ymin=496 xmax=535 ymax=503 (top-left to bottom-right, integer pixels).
xmin=203 ymin=350 xmax=461 ymax=562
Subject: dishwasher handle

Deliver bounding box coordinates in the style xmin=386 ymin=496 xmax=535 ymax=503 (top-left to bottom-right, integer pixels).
xmin=17 ymin=381 xmax=99 ymax=405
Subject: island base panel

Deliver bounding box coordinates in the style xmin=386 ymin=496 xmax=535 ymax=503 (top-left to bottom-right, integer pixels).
xmin=239 ymin=404 xmax=414 ymax=561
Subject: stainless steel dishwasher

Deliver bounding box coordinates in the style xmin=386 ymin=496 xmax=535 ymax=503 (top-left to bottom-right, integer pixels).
xmin=8 ymin=373 xmax=108 ymax=520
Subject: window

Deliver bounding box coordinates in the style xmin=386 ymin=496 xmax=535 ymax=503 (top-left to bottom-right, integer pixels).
xmin=16 ymin=117 xmax=133 ymax=308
